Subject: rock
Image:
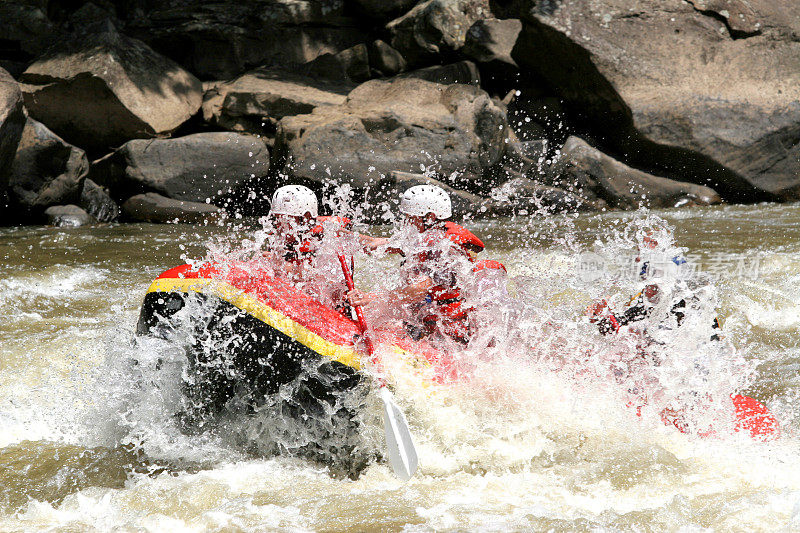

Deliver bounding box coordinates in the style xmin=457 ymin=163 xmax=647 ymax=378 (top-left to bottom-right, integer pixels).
xmin=90 ymin=132 xmax=270 ymax=204
xmin=487 ymin=176 xmax=599 ymax=215
xmin=511 ymin=0 xmax=800 ymax=202
xmin=8 ymin=118 xmax=89 ymax=217
xmin=44 ymin=204 xmax=94 ymax=227
xmin=352 ymin=0 xmax=420 ymax=20
xmin=365 ymin=171 xmax=484 ymax=221
xmin=0 ymin=67 xmax=26 ymax=206
xmin=557 ymin=137 xmax=722 ymax=210
xmin=202 ymin=68 xmax=351 ymax=134
xmin=367 ymin=40 xmax=407 ymax=77
xmin=20 ymin=22 xmax=202 ymax=154
xmin=275 ymin=77 xmax=509 ymax=196
xmin=122 ymin=192 xmax=222 ymax=224
xmin=303 ymin=44 xmax=371 ymax=83
xmin=124 ymin=1 xmax=364 ymax=80
xmin=387 ymin=0 xmax=493 ymax=67
xmin=80 ymin=179 xmax=119 ymax=223
xmin=399 ymin=61 xmax=481 ymax=86
xmin=462 ymin=18 xmax=521 ymax=91
xmin=0 ymin=3 xmax=54 ymax=62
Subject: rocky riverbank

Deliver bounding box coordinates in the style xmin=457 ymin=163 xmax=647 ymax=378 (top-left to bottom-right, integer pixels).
xmin=0 ymin=0 xmax=797 ymax=226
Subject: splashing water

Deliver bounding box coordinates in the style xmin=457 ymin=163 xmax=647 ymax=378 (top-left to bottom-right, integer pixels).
xmin=1 ymin=203 xmax=800 ymax=530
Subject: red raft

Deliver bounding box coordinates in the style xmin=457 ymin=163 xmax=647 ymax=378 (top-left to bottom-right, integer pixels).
xmin=137 ymin=260 xmax=779 ymax=448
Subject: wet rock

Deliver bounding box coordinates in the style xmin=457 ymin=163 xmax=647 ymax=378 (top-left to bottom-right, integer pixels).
xmin=365 ymin=170 xmax=484 ymax=221
xmin=303 ymin=44 xmax=371 ymax=84
xmin=8 ymin=118 xmax=89 ymax=217
xmin=511 ymin=0 xmax=800 ymax=202
xmin=124 ymin=1 xmax=364 ymax=80
xmin=399 ymin=61 xmax=481 ymax=86
xmin=0 ymin=67 xmax=26 ymax=206
xmin=202 ymin=68 xmax=351 ymax=134
xmin=275 ymin=77 xmax=509 ymax=196
xmin=387 ymin=0 xmax=493 ymax=67
xmin=44 ymin=204 xmax=94 ymax=227
xmin=91 ymin=132 xmax=270 ymax=205
xmin=80 ymin=179 xmax=119 ymax=223
xmin=486 ymin=176 xmax=599 ymax=215
xmin=367 ymin=40 xmax=407 ymax=77
xmin=557 ymin=137 xmax=722 ymax=210
xmin=20 ymin=22 xmax=202 ymax=154
xmin=462 ymin=18 xmax=521 ymax=92
xmin=122 ymin=192 xmax=222 ymax=224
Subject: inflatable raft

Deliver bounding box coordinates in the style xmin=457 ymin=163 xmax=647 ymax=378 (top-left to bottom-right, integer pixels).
xmin=137 ymin=260 xmax=779 ymax=467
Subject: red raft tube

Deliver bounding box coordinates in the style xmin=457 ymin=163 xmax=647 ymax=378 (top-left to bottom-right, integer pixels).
xmin=136 ymin=259 xmax=444 ymax=474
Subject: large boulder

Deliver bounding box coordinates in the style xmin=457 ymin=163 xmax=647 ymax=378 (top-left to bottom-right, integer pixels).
xmin=7 ymin=118 xmax=89 ymax=218
xmin=90 ymin=132 xmax=270 ymax=204
xmin=387 ymin=0 xmax=493 ymax=67
xmin=557 ymin=136 xmax=721 ymax=209
xmin=487 ymin=175 xmax=599 ymax=215
xmin=44 ymin=205 xmax=94 ymax=227
xmin=0 ymin=67 xmax=26 ymax=205
xmin=20 ymin=23 xmax=202 ymax=154
xmin=462 ymin=18 xmax=521 ymax=93
xmin=275 ymin=77 xmax=509 ymax=195
xmin=124 ymin=1 xmax=364 ymax=80
xmin=398 ymin=61 xmax=481 ymax=86
xmin=303 ymin=44 xmax=372 ymax=84
xmin=122 ymin=192 xmax=222 ymax=224
xmin=202 ymin=68 xmax=351 ymax=134
xmin=511 ymin=0 xmax=800 ymax=202
xmin=367 ymin=40 xmax=407 ymax=77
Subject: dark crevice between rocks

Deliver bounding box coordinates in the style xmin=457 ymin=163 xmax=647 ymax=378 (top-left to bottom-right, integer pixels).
xmin=685 ymin=1 xmax=762 ymax=40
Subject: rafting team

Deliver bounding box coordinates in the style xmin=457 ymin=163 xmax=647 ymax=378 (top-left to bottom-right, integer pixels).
xmin=263 ymin=184 xmax=696 ymax=350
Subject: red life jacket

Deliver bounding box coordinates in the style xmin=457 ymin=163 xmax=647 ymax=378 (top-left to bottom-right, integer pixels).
xmin=410 ymin=222 xmax=482 ymax=344
xmin=287 ymin=216 xmax=353 ymax=261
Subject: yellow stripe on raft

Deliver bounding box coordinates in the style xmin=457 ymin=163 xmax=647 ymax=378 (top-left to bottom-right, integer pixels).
xmin=146 ymin=277 xmax=362 ymax=370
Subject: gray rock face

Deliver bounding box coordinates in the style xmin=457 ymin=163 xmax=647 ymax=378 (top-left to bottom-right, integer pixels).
xmin=0 ymin=67 xmax=26 ymax=203
xmin=303 ymin=44 xmax=372 ymax=83
xmin=90 ymin=132 xmax=270 ymax=204
xmin=511 ymin=0 xmax=800 ymax=202
xmin=462 ymin=18 xmax=521 ymax=91
xmin=387 ymin=0 xmax=493 ymax=67
xmin=0 ymin=3 xmax=54 ymax=60
xmin=20 ymin=23 xmax=202 ymax=153
xmin=122 ymin=192 xmax=222 ymax=224
xmin=276 ymin=77 xmax=509 ymax=194
xmin=124 ymin=0 xmax=364 ymax=80
xmin=8 ymin=118 xmax=89 ymax=216
xmin=398 ymin=61 xmax=481 ymax=86
xmin=368 ymin=40 xmax=407 ymax=77
xmin=558 ymin=137 xmax=722 ymax=209
xmin=202 ymin=69 xmax=351 ymax=134
xmin=44 ymin=204 xmax=94 ymax=227
xmin=80 ymin=179 xmax=119 ymax=223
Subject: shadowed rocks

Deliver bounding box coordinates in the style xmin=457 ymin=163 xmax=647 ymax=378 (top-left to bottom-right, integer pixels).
xmin=20 ymin=22 xmax=202 ymax=154
xmin=122 ymin=192 xmax=222 ymax=223
xmin=90 ymin=132 xmax=269 ymax=205
xmin=0 ymin=67 xmax=26 ymax=209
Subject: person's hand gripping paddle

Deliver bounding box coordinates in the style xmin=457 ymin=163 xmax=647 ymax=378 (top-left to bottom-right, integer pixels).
xmin=337 ymin=254 xmax=419 ymax=481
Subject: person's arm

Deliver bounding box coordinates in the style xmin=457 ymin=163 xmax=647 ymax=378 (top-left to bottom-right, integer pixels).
xmin=347 ymin=276 xmax=433 ymax=307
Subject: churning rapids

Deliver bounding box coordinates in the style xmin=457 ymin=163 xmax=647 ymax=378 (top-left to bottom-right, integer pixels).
xmin=1 ymin=202 xmax=800 ymax=531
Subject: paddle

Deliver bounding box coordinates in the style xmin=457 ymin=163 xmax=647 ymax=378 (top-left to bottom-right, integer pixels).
xmin=337 ymin=253 xmax=419 ymax=481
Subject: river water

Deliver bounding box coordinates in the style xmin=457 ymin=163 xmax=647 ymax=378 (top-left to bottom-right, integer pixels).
xmin=1 ymin=203 xmax=799 ymax=531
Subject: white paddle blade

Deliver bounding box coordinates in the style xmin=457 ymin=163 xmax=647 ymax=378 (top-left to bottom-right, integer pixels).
xmin=380 ymin=387 xmax=419 ymax=481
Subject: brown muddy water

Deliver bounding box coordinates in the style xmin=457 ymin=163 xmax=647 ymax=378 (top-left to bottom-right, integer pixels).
xmin=1 ymin=203 xmax=799 ymax=531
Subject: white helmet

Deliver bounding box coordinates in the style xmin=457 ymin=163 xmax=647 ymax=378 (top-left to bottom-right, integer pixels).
xmin=399 ymin=184 xmax=452 ymax=219
xmin=269 ymin=185 xmax=318 ymax=217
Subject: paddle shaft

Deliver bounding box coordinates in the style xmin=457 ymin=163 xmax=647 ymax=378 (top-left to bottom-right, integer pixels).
xmin=337 ymin=254 xmax=376 ymax=359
